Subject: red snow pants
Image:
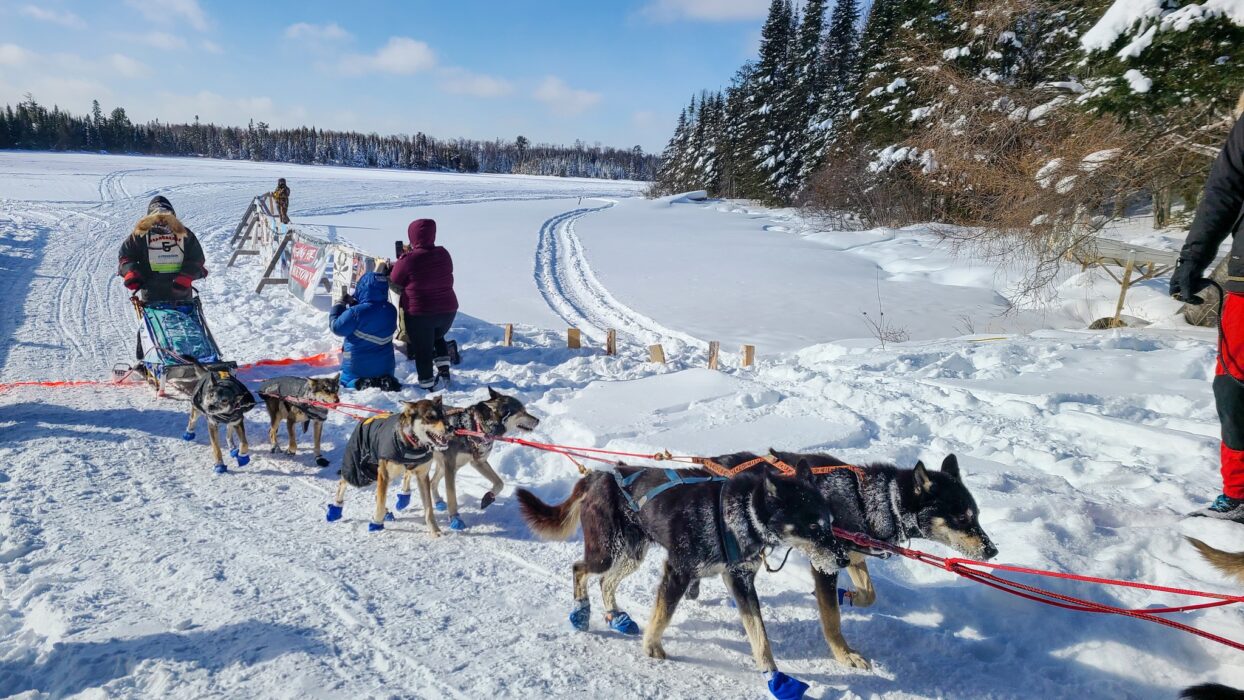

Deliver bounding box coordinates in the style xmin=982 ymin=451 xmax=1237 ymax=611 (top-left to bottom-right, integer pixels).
xmin=1216 ymin=292 xmax=1244 ymax=498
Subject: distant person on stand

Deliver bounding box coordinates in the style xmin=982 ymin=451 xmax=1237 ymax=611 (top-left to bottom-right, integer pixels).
xmin=1172 ymin=103 xmax=1244 ymax=522
xmin=390 ymin=219 xmax=458 ymax=390
xmin=272 ymin=178 xmax=291 ymax=224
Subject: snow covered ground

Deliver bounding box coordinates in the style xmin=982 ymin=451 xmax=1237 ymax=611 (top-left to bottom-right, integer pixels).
xmin=1 ymin=152 xmax=1242 ymax=699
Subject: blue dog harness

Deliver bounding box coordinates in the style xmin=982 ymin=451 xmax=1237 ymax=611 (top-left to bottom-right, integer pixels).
xmin=611 ymin=468 xmax=743 ymax=565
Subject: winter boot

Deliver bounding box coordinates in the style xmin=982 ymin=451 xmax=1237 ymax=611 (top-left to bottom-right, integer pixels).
xmin=1193 ymin=494 xmax=1244 ymax=522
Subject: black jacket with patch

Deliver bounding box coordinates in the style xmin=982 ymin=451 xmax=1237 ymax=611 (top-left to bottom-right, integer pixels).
xmin=118 ymin=212 xmax=208 ymax=302
xmin=257 ymin=377 xmax=328 ymax=421
xmin=1180 ymin=114 xmax=1244 ymax=294
xmin=340 ymin=413 xmax=433 ymax=487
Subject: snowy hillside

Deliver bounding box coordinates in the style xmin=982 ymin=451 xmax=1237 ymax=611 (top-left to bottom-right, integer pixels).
xmin=2 ymin=152 xmax=1243 ymax=699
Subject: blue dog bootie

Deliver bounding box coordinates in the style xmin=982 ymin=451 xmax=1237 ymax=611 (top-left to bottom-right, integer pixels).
xmin=434 ymin=498 xmax=448 ymax=512
xmin=395 ymin=492 xmax=411 ymax=511
xmin=213 ymin=463 xmax=228 ymax=474
xmin=368 ymin=522 xmax=385 ymax=532
xmin=605 ymin=610 xmax=640 ymax=635
xmin=449 ymin=515 xmax=466 ymax=531
xmin=765 ymin=671 xmax=809 ymax=700
xmin=384 ymin=510 xmax=395 ymax=522
xmin=325 ymin=503 xmax=343 ymax=522
xmin=236 ymin=452 xmax=250 ymax=468
xmin=229 ymin=447 xmax=239 ymax=458
xmin=569 ymin=598 xmax=590 ymax=631
xmin=181 ymin=431 xmax=195 ymax=441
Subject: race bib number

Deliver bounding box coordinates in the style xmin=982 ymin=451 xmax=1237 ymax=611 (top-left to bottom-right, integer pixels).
xmin=147 ymin=226 xmax=185 ymax=273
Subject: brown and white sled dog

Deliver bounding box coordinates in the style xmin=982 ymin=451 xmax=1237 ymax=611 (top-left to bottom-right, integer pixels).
xmin=1181 ymin=539 xmax=1244 ymax=700
xmin=327 ymin=398 xmax=450 ymax=534
xmin=257 ymin=375 xmax=340 ymax=467
xmin=400 ymin=388 xmax=540 ymax=529
xmin=184 ymin=359 xmax=257 ymax=474
xmin=686 ymin=450 xmax=997 ymax=670
xmin=517 ymin=461 xmax=850 ymax=681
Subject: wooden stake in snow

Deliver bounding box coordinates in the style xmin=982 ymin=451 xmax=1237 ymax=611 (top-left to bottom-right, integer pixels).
xmin=649 ymin=344 xmax=666 ymax=364
xmin=503 ymin=324 xmax=513 ymax=347
xmin=741 ymin=344 xmax=755 ymax=368
xmin=606 ymin=329 xmax=617 ymax=356
xmin=567 ymin=328 xmax=581 ymax=350
xmin=707 ymin=341 xmax=720 ymax=370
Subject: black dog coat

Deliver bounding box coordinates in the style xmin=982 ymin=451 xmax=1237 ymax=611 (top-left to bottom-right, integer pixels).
xmin=340 ymin=413 xmax=433 ymax=487
xmin=258 ymin=376 xmax=329 ymax=421
xmin=191 ymin=370 xmax=256 ymax=423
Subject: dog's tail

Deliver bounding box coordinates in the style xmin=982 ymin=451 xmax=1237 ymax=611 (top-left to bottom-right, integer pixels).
xmin=1181 ymin=683 xmax=1244 ymax=700
xmin=1188 ymin=537 xmax=1244 ymax=584
xmin=517 ymin=479 xmax=588 ymax=540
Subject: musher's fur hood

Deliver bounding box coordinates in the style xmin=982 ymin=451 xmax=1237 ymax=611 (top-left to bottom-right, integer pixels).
xmin=132 ymin=212 xmax=188 ymax=238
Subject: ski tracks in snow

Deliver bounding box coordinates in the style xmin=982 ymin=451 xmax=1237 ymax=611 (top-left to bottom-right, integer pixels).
xmin=534 ymin=200 xmax=703 ymax=353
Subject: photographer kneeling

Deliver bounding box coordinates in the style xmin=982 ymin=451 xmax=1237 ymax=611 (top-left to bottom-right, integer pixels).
xmin=330 ymin=267 xmax=401 ymax=392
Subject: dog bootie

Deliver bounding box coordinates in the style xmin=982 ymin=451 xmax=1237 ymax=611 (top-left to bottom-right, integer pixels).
xmin=229 ymin=447 xmax=239 ymax=458
xmin=569 ymin=599 xmax=590 ymax=631
xmin=326 ymin=503 xmax=343 ymax=522
xmin=315 ymin=456 xmax=330 ymax=468
xmin=236 ymin=453 xmax=250 ymax=467
xmin=605 ymin=610 xmax=640 ymax=635
xmin=181 ymin=431 xmax=195 ymax=441
xmin=384 ymin=510 xmax=395 ymax=522
xmin=395 ymin=492 xmax=412 ymax=511
xmin=449 ymin=515 xmax=466 ymax=531
xmin=368 ymin=522 xmax=385 ymax=532
xmin=766 ymin=671 xmax=809 ymax=700
xmin=480 ymin=491 xmax=496 ymax=510
xmin=434 ymin=499 xmax=448 ymax=512
xmin=213 ymin=463 xmax=228 ymax=474
xmin=838 ymin=589 xmax=854 ymax=607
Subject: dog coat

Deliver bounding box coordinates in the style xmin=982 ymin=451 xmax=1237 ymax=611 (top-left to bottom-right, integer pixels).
xmin=258 ymin=376 xmax=329 ymax=422
xmin=340 ymin=413 xmax=433 ymax=487
xmin=190 ymin=370 xmax=256 ymax=423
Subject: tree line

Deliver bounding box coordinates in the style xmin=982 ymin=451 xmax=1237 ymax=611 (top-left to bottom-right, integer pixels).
xmin=0 ymin=97 xmax=658 ymax=181
xmin=653 ymin=0 xmax=1244 ymax=290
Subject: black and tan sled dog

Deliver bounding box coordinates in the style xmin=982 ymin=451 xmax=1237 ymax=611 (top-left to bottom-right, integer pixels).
xmin=518 ymin=461 xmax=849 ymax=692
xmin=257 ymin=375 xmax=340 ymax=467
xmin=1181 ymin=539 xmax=1244 ymax=700
xmin=687 ymin=450 xmax=997 ymax=670
xmin=183 ymin=359 xmax=256 ymax=474
xmin=326 ymin=398 xmax=450 ymax=534
xmin=397 ymin=388 xmax=540 ymax=531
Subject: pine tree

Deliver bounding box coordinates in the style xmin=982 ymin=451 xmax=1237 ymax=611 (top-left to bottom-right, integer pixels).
xmin=749 ymin=0 xmax=797 ymax=202
xmin=803 ymin=0 xmax=861 ymax=181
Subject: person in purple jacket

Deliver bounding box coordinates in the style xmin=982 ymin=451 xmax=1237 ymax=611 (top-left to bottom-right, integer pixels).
xmin=390 ymin=218 xmax=459 ymax=390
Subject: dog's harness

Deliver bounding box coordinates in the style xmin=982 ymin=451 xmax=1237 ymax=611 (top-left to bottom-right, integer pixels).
xmin=611 ymin=467 xmax=744 ymax=565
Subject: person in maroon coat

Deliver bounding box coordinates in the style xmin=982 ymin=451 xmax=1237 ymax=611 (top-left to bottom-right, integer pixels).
xmin=390 ymin=218 xmax=459 ymax=389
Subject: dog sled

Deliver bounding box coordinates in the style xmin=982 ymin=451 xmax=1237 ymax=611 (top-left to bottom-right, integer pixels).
xmin=114 ymin=294 xmax=235 ymax=396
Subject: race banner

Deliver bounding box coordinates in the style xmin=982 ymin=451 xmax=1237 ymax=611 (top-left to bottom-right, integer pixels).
xmin=288 ymin=232 xmax=330 ymax=304
xmin=331 ymin=245 xmax=379 ymax=300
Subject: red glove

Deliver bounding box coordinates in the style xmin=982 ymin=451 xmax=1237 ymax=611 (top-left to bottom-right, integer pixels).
xmin=123 ymin=271 xmax=143 ymax=291
xmin=172 ymin=273 xmax=194 ymax=291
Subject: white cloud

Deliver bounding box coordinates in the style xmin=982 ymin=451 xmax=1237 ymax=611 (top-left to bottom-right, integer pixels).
xmin=19 ymin=5 xmax=84 ymax=28
xmin=125 ymin=0 xmax=209 ymax=32
xmin=132 ymin=32 xmax=188 ymax=51
xmin=533 ymin=76 xmax=601 ymax=116
xmin=200 ymin=40 xmax=223 ymax=54
xmin=0 ymin=43 xmax=32 ymax=67
xmin=341 ymin=37 xmax=436 ymax=75
xmin=640 ymin=0 xmax=769 ymax=22
xmin=438 ymin=68 xmax=513 ymax=98
xmin=285 ymin=22 xmax=352 ymax=41
xmin=108 ymin=54 xmax=150 ymax=78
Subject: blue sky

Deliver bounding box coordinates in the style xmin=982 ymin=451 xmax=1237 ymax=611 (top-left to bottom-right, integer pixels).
xmin=0 ymin=0 xmax=774 ymax=151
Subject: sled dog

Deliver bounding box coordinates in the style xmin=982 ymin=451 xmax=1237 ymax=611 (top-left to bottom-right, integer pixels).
xmin=329 ymin=397 xmax=450 ymax=535
xmin=1181 ymin=539 xmax=1244 ymax=700
xmin=400 ymin=388 xmax=539 ymax=529
xmin=257 ymin=375 xmax=340 ymax=467
xmin=683 ymin=451 xmax=997 ymax=670
xmin=184 ymin=359 xmax=256 ymax=474
xmin=517 ymin=461 xmax=850 ymax=681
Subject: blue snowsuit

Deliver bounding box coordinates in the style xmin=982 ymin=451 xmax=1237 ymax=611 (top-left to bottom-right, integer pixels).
xmin=330 ymin=271 xmax=398 ymax=389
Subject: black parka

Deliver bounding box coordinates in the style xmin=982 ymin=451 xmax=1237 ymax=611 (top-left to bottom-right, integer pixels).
xmin=1179 ymin=115 xmax=1244 ymax=293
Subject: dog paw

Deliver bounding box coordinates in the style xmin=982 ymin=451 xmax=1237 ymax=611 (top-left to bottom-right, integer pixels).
xmin=325 ymin=503 xmax=343 ymax=522
xmin=434 ymin=499 xmax=447 ymax=512
xmin=395 ymin=493 xmax=411 ymax=511
xmin=449 ymin=515 xmax=466 ymax=531
xmin=270 ymin=445 xmax=282 ymax=454
xmin=315 ymin=456 xmax=329 ymax=468
xmin=213 ymin=463 xmax=228 ymax=474
xmin=643 ymin=642 xmax=667 ymax=660
xmin=834 ymin=649 xmax=871 ymax=670
xmin=428 ymin=528 xmax=443 ymax=538
xmin=181 ymin=431 xmax=196 ymax=441
xmin=480 ymin=491 xmax=496 ymax=509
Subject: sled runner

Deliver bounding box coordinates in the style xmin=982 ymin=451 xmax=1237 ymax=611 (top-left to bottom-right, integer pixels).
xmin=117 ymin=294 xmax=234 ymax=395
